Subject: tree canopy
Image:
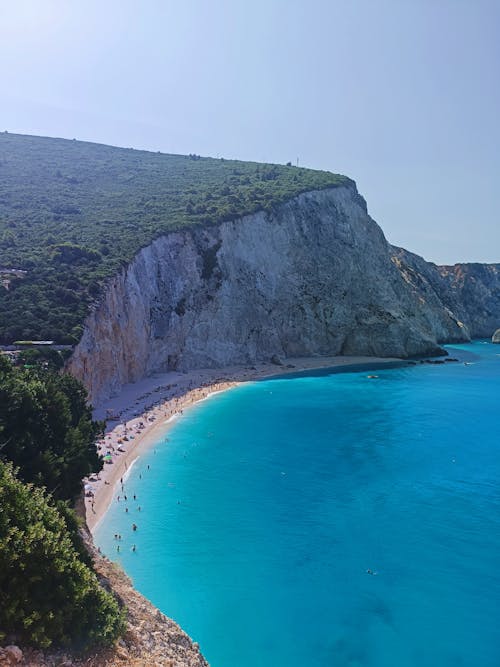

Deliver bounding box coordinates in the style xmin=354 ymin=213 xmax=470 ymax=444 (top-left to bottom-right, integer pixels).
xmin=0 ymin=357 xmax=124 ymax=649
xmin=0 ymin=356 xmax=103 ymax=501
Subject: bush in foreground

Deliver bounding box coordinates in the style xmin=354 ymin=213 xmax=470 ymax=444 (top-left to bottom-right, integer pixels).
xmin=0 ymin=461 xmax=125 ymax=649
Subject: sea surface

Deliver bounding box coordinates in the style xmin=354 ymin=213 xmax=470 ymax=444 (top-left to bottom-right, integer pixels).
xmin=95 ymin=341 xmax=500 ymax=667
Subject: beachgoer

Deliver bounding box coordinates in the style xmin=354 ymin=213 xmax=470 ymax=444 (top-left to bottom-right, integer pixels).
xmin=132 ymin=523 xmax=137 ymax=531
xmin=125 ymin=507 xmax=129 ymax=513
xmin=133 ymin=494 xmax=136 ymax=500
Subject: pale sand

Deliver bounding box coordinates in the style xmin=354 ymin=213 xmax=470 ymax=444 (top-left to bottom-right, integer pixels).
xmin=84 ymin=355 xmax=404 ymax=532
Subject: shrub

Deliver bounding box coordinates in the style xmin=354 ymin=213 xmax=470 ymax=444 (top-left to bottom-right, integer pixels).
xmin=0 ymin=461 xmax=125 ymax=649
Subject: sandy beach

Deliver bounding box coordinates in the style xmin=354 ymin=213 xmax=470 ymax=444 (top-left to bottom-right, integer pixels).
xmin=84 ymin=355 xmax=404 ymax=532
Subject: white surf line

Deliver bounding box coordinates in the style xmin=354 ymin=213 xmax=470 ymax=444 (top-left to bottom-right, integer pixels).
xmin=121 ymin=455 xmax=139 ymax=483
xmin=200 ymin=389 xmax=226 ymax=401
xmin=164 ymin=413 xmax=180 ymax=424
xmin=92 ymin=456 xmax=140 ymax=533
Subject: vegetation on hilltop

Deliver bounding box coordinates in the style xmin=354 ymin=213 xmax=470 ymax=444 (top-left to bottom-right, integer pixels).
xmin=0 ymin=132 xmax=350 ymax=344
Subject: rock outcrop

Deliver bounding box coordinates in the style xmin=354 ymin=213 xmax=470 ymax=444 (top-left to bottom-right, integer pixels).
xmin=437 ymin=262 xmax=500 ymax=337
xmin=392 ymin=248 xmax=500 ymax=339
xmin=68 ymin=184 xmax=473 ymax=404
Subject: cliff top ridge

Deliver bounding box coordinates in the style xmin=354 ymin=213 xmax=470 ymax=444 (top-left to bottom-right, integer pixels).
xmin=0 ymin=132 xmax=350 ymax=345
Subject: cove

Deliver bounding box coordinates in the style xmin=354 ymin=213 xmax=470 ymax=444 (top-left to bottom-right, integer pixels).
xmin=95 ymin=341 xmax=500 ymax=667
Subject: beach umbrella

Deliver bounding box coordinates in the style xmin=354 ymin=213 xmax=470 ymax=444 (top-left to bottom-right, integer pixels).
xmin=84 ymin=483 xmax=93 ymax=490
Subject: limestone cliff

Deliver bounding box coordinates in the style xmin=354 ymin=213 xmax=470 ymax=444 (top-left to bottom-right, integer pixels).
xmin=68 ymin=184 xmax=472 ymax=404
xmin=437 ymin=262 xmax=500 ymax=337
xmin=392 ymin=247 xmax=500 ymax=338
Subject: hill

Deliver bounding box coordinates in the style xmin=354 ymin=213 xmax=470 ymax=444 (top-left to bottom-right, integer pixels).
xmin=0 ymin=133 xmax=349 ymax=344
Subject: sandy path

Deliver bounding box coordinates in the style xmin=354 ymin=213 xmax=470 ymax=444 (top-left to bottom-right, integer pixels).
xmin=84 ymin=355 xmax=404 ymax=532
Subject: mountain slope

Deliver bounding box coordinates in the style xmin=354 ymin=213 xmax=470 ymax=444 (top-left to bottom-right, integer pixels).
xmin=0 ymin=132 xmax=347 ymax=343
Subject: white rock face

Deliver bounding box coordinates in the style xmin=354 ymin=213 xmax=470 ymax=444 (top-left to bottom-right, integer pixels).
xmin=67 ymin=186 xmax=468 ymax=404
xmin=393 ymin=247 xmax=500 ymax=338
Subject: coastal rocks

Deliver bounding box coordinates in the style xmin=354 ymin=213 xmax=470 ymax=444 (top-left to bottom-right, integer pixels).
xmin=68 ymin=185 xmax=470 ymax=404
xmin=270 ymin=354 xmax=284 ymax=366
xmin=492 ymin=328 xmax=500 ymax=343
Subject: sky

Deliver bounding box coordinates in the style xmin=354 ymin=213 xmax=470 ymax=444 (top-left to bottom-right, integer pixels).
xmin=0 ymin=0 xmax=499 ymax=264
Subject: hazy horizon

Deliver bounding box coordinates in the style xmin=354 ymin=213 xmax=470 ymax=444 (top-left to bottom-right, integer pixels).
xmin=1 ymin=0 xmax=499 ymax=264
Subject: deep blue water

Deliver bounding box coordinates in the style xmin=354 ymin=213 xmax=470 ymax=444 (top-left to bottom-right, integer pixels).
xmin=96 ymin=341 xmax=500 ymax=667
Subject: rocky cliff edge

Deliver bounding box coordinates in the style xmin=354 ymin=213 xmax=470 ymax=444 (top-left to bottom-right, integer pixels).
xmin=67 ymin=184 xmax=481 ymax=404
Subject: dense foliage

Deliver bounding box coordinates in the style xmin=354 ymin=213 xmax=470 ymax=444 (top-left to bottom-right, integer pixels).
xmin=0 ymin=132 xmax=350 ymax=343
xmin=0 ymin=356 xmax=103 ymax=501
xmin=0 ymin=358 xmax=123 ymax=649
xmin=0 ymin=461 xmax=125 ymax=649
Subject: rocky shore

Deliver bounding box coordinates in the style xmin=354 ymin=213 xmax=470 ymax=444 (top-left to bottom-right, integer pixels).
xmin=0 ymin=500 xmax=209 ymax=667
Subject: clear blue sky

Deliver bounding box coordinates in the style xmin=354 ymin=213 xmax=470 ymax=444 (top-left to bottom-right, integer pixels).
xmin=1 ymin=0 xmax=499 ymax=264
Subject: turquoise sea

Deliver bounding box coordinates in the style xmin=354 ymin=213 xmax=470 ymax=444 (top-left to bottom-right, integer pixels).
xmin=95 ymin=341 xmax=500 ymax=667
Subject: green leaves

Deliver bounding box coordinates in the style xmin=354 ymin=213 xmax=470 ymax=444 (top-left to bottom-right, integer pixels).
xmin=0 ymin=358 xmax=103 ymax=501
xmin=0 ymin=462 xmax=125 ymax=648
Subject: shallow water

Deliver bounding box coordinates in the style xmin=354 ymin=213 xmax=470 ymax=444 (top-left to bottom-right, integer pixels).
xmin=96 ymin=341 xmax=500 ymax=667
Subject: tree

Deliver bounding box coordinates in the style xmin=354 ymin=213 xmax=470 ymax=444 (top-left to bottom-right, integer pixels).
xmin=0 ymin=357 xmax=103 ymax=501
xmin=0 ymin=461 xmax=124 ymax=648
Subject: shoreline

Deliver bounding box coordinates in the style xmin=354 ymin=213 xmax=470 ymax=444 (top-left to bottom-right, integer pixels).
xmin=84 ymin=355 xmax=405 ymax=533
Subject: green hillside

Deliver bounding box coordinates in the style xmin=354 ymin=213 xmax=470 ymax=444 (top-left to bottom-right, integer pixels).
xmin=0 ymin=133 xmax=349 ymax=344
